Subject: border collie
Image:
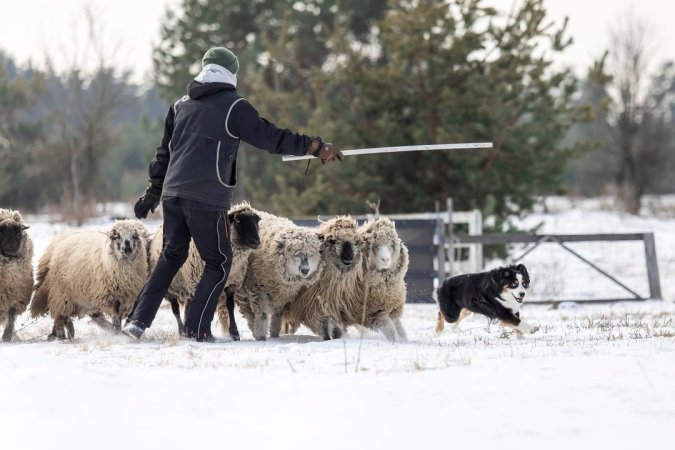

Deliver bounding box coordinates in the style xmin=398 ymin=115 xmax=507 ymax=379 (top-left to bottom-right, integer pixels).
xmin=434 ymin=264 xmax=538 ymax=335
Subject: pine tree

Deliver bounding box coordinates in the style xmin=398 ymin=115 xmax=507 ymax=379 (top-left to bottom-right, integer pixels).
xmin=0 ymin=55 xmax=45 ymax=208
xmin=302 ymin=0 xmax=596 ymax=217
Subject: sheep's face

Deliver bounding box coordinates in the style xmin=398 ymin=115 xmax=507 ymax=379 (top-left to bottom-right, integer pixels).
xmin=0 ymin=219 xmax=28 ymax=258
xmin=370 ymin=243 xmax=395 ymax=271
xmin=361 ymin=219 xmax=401 ymax=273
xmin=320 ymin=231 xmax=363 ymax=272
xmin=284 ymin=252 xmax=322 ymax=281
xmin=109 ymin=224 xmax=143 ymax=261
xmin=276 ymin=232 xmax=323 ymax=283
xmin=229 ymin=210 xmax=261 ymax=250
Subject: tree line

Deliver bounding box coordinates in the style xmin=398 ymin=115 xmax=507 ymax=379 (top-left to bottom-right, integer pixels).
xmin=1 ymin=0 xmax=673 ymax=224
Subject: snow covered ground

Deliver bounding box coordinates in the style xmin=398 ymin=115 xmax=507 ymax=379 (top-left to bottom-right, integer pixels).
xmin=2 ymin=200 xmax=675 ymax=449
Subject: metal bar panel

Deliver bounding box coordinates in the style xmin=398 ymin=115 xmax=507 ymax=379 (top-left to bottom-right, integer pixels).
xmin=551 ymin=239 xmax=643 ymax=300
xmin=456 ymin=233 xmax=646 ymax=245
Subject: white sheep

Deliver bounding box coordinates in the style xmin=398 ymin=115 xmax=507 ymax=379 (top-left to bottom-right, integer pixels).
xmin=30 ymin=220 xmax=150 ymax=340
xmin=283 ymin=216 xmax=365 ymax=340
xmin=0 ymin=209 xmax=33 ymax=342
xmin=347 ymin=217 xmax=409 ymax=341
xmin=148 ymin=202 xmax=261 ymax=338
xmin=233 ymin=214 xmax=324 ymax=341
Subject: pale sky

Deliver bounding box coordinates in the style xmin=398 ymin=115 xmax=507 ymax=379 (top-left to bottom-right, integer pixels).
xmin=0 ymin=0 xmax=673 ymax=85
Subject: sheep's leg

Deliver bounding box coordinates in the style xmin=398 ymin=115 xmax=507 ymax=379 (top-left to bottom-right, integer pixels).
xmin=112 ymin=300 xmax=122 ymax=333
xmin=225 ymin=287 xmax=240 ymax=341
xmin=48 ymin=316 xmax=67 ymax=341
xmin=168 ymin=298 xmax=185 ymax=337
xmin=393 ymin=318 xmax=408 ymax=342
xmin=89 ymin=312 xmax=114 ymax=331
xmin=330 ymin=319 xmax=343 ymax=339
xmin=65 ymin=318 xmax=75 ymax=340
xmin=320 ymin=318 xmax=332 ymax=341
xmin=1 ymin=307 xmax=17 ymax=342
xmin=378 ymin=317 xmax=398 ymax=342
xmin=269 ymin=309 xmax=283 ymax=339
xmin=252 ymin=311 xmax=268 ymax=341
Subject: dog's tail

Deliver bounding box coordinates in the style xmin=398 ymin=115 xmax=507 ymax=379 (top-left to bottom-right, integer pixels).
xmin=435 ymin=310 xmax=445 ymax=334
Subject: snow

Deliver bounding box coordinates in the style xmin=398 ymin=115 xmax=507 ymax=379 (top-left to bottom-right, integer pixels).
xmin=2 ymin=201 xmax=675 ymax=449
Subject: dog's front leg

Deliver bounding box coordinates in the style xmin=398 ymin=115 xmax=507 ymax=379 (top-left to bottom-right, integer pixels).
xmin=501 ymin=319 xmax=539 ymax=335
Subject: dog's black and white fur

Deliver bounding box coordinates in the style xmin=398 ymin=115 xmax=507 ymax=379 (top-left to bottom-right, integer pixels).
xmin=434 ymin=264 xmax=538 ymax=335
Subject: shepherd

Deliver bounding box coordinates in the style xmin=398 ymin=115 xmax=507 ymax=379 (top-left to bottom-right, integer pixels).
xmin=123 ymin=47 xmax=343 ymax=342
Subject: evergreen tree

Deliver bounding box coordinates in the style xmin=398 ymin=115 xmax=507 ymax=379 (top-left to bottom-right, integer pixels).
xmin=0 ymin=54 xmax=45 ymax=208
xmin=291 ymin=0 xmax=596 ymax=217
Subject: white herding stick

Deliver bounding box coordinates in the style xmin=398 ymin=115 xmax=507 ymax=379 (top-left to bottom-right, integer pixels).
xmin=281 ymin=142 xmax=493 ymax=161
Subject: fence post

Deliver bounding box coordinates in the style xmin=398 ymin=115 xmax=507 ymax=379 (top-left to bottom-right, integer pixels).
xmin=643 ymin=233 xmax=662 ymax=300
xmin=446 ymin=197 xmax=454 ymax=277
xmin=435 ymin=201 xmax=445 ymax=284
xmin=474 ymin=209 xmax=483 ymax=271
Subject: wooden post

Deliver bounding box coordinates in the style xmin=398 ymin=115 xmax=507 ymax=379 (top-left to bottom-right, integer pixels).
xmin=446 ymin=198 xmax=454 ymax=277
xmin=643 ymin=233 xmax=662 ymax=300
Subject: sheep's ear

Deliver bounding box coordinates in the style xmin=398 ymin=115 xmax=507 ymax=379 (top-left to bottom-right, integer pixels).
xmin=21 ymin=225 xmax=30 ymax=230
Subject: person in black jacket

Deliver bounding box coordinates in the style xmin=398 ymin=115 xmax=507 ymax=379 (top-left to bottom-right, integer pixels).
xmin=123 ymin=47 xmax=343 ymax=341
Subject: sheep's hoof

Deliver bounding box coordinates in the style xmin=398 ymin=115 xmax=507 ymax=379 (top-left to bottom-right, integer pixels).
xmin=1 ymin=334 xmax=11 ymax=343
xmin=253 ymin=335 xmax=267 ymax=342
xmin=230 ymin=333 xmax=240 ymax=342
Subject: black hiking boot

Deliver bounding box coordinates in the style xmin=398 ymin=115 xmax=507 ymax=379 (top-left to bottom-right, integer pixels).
xmin=121 ymin=321 xmax=145 ymax=340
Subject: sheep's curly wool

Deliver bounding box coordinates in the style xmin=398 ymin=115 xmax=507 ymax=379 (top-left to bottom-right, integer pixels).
xmin=30 ymin=220 xmax=150 ymax=338
xmin=283 ymin=216 xmax=365 ymax=339
xmin=233 ymin=213 xmax=324 ymax=341
xmin=348 ymin=217 xmax=409 ymax=341
xmin=0 ymin=209 xmax=33 ymax=342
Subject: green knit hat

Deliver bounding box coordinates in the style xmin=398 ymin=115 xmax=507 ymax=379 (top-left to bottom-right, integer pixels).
xmin=202 ymin=47 xmax=239 ymax=74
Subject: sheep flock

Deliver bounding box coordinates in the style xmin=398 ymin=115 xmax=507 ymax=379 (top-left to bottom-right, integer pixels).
xmin=0 ymin=202 xmax=410 ymax=343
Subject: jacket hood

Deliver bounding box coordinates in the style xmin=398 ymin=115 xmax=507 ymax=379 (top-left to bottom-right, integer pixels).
xmin=187 ymin=81 xmax=235 ymax=100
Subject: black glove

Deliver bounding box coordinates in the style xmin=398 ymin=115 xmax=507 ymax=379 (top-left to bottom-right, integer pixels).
xmin=134 ymin=185 xmax=161 ymax=219
xmin=308 ymin=137 xmax=343 ymax=164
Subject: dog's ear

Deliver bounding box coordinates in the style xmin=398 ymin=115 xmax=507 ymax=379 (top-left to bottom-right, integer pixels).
xmin=516 ymin=264 xmax=530 ymax=282
xmin=501 ymin=268 xmax=512 ymax=281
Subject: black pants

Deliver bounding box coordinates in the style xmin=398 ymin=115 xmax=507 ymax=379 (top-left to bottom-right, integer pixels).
xmin=128 ymin=196 xmax=232 ymax=339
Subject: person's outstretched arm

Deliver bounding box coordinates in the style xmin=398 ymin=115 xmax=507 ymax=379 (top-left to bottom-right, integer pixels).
xmin=228 ymin=99 xmax=342 ymax=162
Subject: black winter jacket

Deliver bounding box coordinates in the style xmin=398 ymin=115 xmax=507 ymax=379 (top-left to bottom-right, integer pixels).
xmin=148 ymin=81 xmax=312 ymax=207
